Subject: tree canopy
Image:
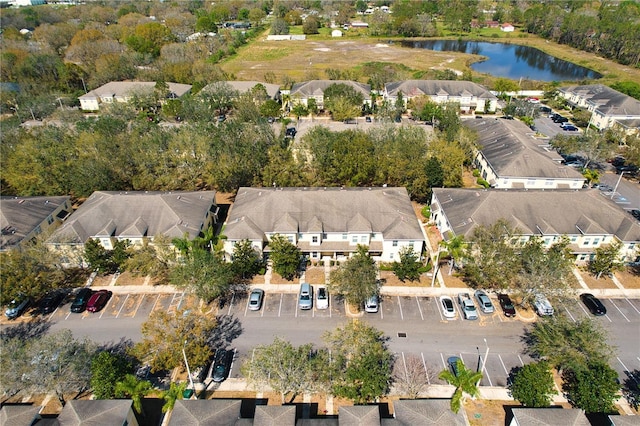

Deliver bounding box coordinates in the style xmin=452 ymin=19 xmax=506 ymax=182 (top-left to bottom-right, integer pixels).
xmin=269 ymin=234 xmax=301 ymax=281
xmin=508 ymin=361 xmax=557 ymax=407
xmin=329 ymin=245 xmax=378 ymax=307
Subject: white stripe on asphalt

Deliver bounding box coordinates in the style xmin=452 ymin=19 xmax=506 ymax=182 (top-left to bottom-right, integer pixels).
xmin=416 ymin=296 xmax=424 ymax=321
xmin=116 ymin=294 xmax=129 ymax=318
xmin=421 ymin=352 xmax=430 ymax=385
xmin=397 ymin=296 xmax=404 ymax=320
xmin=610 ymin=299 xmax=631 ymax=322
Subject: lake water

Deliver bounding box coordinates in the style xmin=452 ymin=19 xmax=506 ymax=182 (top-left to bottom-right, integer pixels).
xmin=401 ymin=40 xmax=602 ymax=81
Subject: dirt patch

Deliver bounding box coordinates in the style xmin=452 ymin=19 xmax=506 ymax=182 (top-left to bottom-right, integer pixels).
xmin=304 ymin=267 xmax=326 ymax=284
xmin=425 ymin=225 xmax=443 ymax=253
xmin=269 ymin=271 xmax=299 ymax=284
xmin=578 ymin=269 xmax=619 ymax=289
xmin=216 ymin=192 xmax=236 ymax=204
xmin=379 ymin=270 xmax=431 ymax=287
xmin=115 ymin=271 xmax=147 ymax=286
xmin=465 ymin=399 xmax=510 ymax=426
xmin=441 ymin=272 xmax=470 ymax=289
xmin=250 ymin=273 xmax=266 ymax=285
xmin=615 ymin=267 xmax=640 ymax=289
xmin=91 ymin=274 xmax=113 ymax=287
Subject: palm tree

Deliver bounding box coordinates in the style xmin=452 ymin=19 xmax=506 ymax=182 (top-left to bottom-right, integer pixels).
xmin=115 ymin=374 xmax=152 ymax=415
xmin=162 ymin=381 xmax=187 ymax=413
xmin=438 ymin=359 xmax=483 ymax=413
xmin=439 ymin=236 xmax=467 ymax=275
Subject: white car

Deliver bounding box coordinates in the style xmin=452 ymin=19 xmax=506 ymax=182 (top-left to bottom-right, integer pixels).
xmin=440 ymin=296 xmax=456 ymax=319
xmin=533 ymin=294 xmax=554 ymax=316
xmin=364 ymin=295 xmax=379 ymax=313
xmin=316 ymin=286 xmax=329 ymax=310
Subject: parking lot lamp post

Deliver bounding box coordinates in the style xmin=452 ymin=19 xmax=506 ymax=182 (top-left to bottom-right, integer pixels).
xmin=611 ymin=171 xmax=625 ymax=200
xmin=183 ymin=340 xmax=196 ymax=396
xmin=476 ymin=347 xmax=481 ymax=373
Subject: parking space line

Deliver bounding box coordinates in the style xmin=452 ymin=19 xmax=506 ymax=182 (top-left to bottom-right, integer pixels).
xmin=243 ymin=295 xmax=249 ymax=316
xmin=498 ymin=354 xmax=509 ymax=375
xmin=610 ymin=299 xmax=631 ymax=322
xmin=397 ymin=296 xmax=404 ymax=321
xmin=116 ymin=294 xmax=129 ymax=318
xmin=482 ymin=357 xmax=493 ymax=386
xmin=625 ymin=298 xmax=640 ymax=315
xmin=278 ymin=293 xmax=283 ymax=317
xmin=99 ymin=304 xmax=107 ymax=319
xmin=440 ymin=353 xmax=447 ymax=370
xmin=150 ymin=294 xmax=161 ymax=312
xmin=131 ymin=294 xmax=145 ymax=318
xmin=517 ymin=355 xmax=525 ymax=366
xmin=295 ymin=295 xmax=298 ymax=318
xmin=421 ymin=353 xmax=430 ymax=385
xmin=401 ymin=352 xmax=408 ymax=378
xmin=436 ymin=298 xmax=444 ymax=321
xmin=617 ymin=357 xmax=632 ymax=375
xmin=64 ymin=311 xmax=71 ymax=320
xmin=563 ymin=303 xmax=576 ymax=322
xmin=415 ymin=297 xmax=424 ymax=321
xmin=577 ymin=302 xmax=590 ymax=316
xmin=226 ymin=293 xmax=235 ymax=316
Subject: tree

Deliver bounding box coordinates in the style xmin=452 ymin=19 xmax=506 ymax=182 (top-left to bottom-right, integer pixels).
xmin=461 ymin=220 xmax=520 ymax=290
xmin=323 ymin=83 xmax=365 ymax=121
xmin=440 ymin=235 xmax=466 ymax=275
xmin=582 ymin=168 xmax=599 ymax=185
xmin=493 ymin=78 xmax=520 ymax=97
xmin=551 ymin=132 xmax=616 ymax=169
xmin=269 ymin=234 xmax=301 ymax=281
xmin=329 ymin=245 xmax=378 ymax=307
xmin=438 ymin=358 xmax=482 ymax=413
xmin=436 ymin=102 xmax=461 ymax=143
xmin=115 ymin=374 xmax=152 ymax=414
xmin=91 ymin=351 xmax=132 ymax=399
xmin=270 ymin=18 xmax=289 ymax=35
xmin=84 ymin=238 xmax=130 ymax=274
xmin=131 ymin=307 xmax=217 ymax=373
xmin=231 ymin=240 xmax=263 ymax=281
xmin=291 ymin=103 xmax=308 ymax=120
xmin=392 ymin=246 xmax=422 ymax=282
xmin=393 ymin=355 xmax=437 ymax=399
xmin=302 ymin=16 xmax=319 ymax=35
xmin=562 ymin=361 xmax=620 ymax=413
xmin=162 ymin=381 xmax=186 ymax=413
xmin=125 ymin=22 xmax=175 ymax=57
xmin=424 ymin=156 xmax=444 ymax=188
xmin=23 ymin=330 xmax=95 ymax=407
xmin=241 ymin=337 xmax=323 ymax=403
xmin=508 ymin=361 xmax=557 ymax=407
xmin=589 ymin=240 xmax=624 ymax=279
xmin=0 ymin=336 xmax=29 ymax=398
xmin=169 ymin=249 xmax=233 ymax=302
xmin=323 ymin=320 xmax=394 ymax=404
xmin=523 ymin=315 xmax=614 ymax=371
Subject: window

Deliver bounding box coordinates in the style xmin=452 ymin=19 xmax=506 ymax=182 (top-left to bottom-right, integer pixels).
xmin=360 ymin=235 xmax=367 ymax=243
xmin=352 ymin=236 xmax=358 ymax=243
xmin=47 ymin=215 xmax=54 ymax=225
xmin=409 ymin=241 xmax=414 ymax=248
xmin=570 ymin=236 xmax=578 ymax=243
xmin=342 ymin=233 xmax=348 ymax=240
xmin=593 ymin=238 xmax=601 ymax=246
xmin=312 ymin=236 xmax=318 ymax=243
xmin=312 ymin=252 xmax=318 ymax=258
xmin=287 ymin=236 xmax=294 ymax=243
xmin=545 ymin=179 xmax=554 ymax=186
xmin=392 ymin=240 xmax=398 ymax=247
xmin=583 ymin=238 xmax=591 ymax=246
xmin=579 ymin=254 xmax=587 ymax=261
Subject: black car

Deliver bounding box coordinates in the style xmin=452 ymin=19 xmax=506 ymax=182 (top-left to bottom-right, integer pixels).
xmin=497 ymin=294 xmax=516 ymax=317
xmin=211 ymin=349 xmax=233 ymax=383
xmin=553 ymin=116 xmax=569 ymax=123
xmin=70 ymin=288 xmax=93 ymax=313
xmin=285 ymin=127 xmax=297 ymax=138
xmin=38 ymin=290 xmax=65 ymax=314
xmin=580 ymin=293 xmax=607 ymax=316
xmin=630 ymin=209 xmax=640 ymax=221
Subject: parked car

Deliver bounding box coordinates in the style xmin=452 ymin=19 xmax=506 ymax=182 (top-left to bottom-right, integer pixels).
xmin=70 ymin=288 xmax=94 ymax=313
xmin=629 ymin=209 xmax=640 ymax=221
xmin=5 ymin=296 xmax=30 ymax=319
xmin=86 ymin=290 xmax=112 ymax=313
xmin=616 ymin=165 xmax=639 ymax=175
xmin=474 ymin=290 xmax=494 ymax=314
xmin=562 ymin=125 xmax=579 ymax=131
xmin=285 ymin=127 xmax=297 ymax=138
xmin=497 ymin=294 xmax=516 ymax=317
xmin=316 ymin=286 xmax=329 ymax=310
xmin=447 ymin=356 xmax=463 ymax=377
xmin=38 ymin=291 xmax=65 ymax=314
xmin=552 ymin=116 xmax=569 ymax=123
xmin=539 ymin=106 xmax=552 ymax=113
xmin=439 ymin=296 xmax=456 ymax=319
xmin=298 ymin=283 xmax=313 ymax=310
xmin=533 ymin=294 xmax=554 ymax=316
xmin=248 ymin=288 xmax=264 ymax=311
xmin=458 ymin=293 xmax=478 ymax=320
xmin=364 ymin=295 xmax=379 ymax=313
xmin=365 ymin=116 xmax=372 ymax=123
xmin=211 ymin=349 xmax=233 ymax=383
xmin=580 ymin=293 xmax=607 ymax=316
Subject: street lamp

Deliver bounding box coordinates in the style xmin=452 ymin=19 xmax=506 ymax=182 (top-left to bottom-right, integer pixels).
xmin=182 ymin=340 xmax=196 ymax=397
xmin=611 ymin=171 xmax=625 ymax=200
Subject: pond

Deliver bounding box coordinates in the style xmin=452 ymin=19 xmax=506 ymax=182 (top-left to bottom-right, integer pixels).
xmin=400 ymin=40 xmax=602 ymax=81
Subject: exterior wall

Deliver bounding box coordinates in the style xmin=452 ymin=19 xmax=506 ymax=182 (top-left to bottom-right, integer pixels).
xmin=393 ymin=94 xmax=496 ymax=113
xmin=381 ymin=239 xmax=422 ymax=262
xmin=21 ymin=199 xmax=72 ymax=246
xmin=79 ymin=98 xmax=100 ymax=111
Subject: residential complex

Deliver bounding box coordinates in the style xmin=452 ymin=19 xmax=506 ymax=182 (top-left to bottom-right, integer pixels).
xmin=78 ymin=81 xmax=192 ymax=112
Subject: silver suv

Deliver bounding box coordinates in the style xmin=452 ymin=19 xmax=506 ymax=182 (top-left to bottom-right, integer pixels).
xmin=298 ymin=283 xmax=313 ymax=310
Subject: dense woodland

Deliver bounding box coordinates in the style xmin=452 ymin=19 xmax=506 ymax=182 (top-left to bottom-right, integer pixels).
xmin=1 ymin=0 xmax=639 ymax=201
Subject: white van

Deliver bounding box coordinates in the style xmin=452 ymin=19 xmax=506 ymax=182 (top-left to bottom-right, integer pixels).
xmin=298 ymin=283 xmax=313 ymax=310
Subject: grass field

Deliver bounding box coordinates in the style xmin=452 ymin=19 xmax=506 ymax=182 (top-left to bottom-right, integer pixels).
xmin=222 ymin=28 xmax=640 ymax=88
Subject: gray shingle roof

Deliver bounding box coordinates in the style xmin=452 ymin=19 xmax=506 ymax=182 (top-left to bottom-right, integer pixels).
xmin=49 ymin=191 xmax=216 ymax=244
xmin=510 ymin=408 xmax=590 ymax=426
xmin=56 ymin=400 xmax=134 ymax=425
xmin=168 ymin=399 xmax=241 ymax=426
xmin=432 ymin=188 xmax=640 ymax=242
xmin=223 ymin=81 xmax=281 ymax=100
xmin=1 ymin=196 xmax=71 ymax=251
xmin=290 ymin=81 xmax=371 ymax=100
xmin=253 ymin=405 xmax=296 ymax=426
xmin=0 ymin=405 xmax=41 ymax=426
xmin=79 ymin=81 xmax=192 ymax=101
xmin=559 ymin=84 xmax=640 ymax=116
xmin=385 ymin=80 xmax=496 ymax=100
xmin=338 ymin=405 xmax=380 ymax=426
xmin=225 ymin=187 xmax=422 ymax=241
xmin=463 ymin=119 xmax=584 ymax=180
xmin=392 ymin=400 xmax=468 ymax=425
xmin=608 ymin=415 xmax=640 ymax=426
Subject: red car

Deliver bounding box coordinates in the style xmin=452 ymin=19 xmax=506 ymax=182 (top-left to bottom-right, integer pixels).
xmin=86 ymin=290 xmax=112 ymax=313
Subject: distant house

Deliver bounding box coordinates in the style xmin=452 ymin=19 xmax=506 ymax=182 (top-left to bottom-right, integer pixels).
xmin=289 ymin=80 xmax=372 ymax=109
xmin=224 ymin=187 xmax=424 ymax=263
xmin=201 ymin=81 xmax=281 ymax=102
xmin=431 ymin=188 xmax=640 ymax=264
xmin=500 ymin=23 xmax=515 ymax=32
xmin=508 ymin=407 xmax=589 ymax=426
xmin=384 ymin=80 xmax=498 ymax=113
xmin=558 ymin=84 xmax=640 ymax=131
xmin=331 ymin=29 xmax=343 ymax=37
xmin=78 ymin=81 xmax=192 ymax=111
xmin=1 ymin=196 xmax=72 ymax=252
xmin=465 ymin=118 xmax=585 ymax=189
xmin=47 ymin=191 xmax=217 ymax=266
xmin=57 ymin=400 xmax=139 ymax=426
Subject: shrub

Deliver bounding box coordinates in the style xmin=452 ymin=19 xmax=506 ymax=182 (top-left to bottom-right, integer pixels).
xmin=477 ymin=178 xmax=490 ymax=188
xmin=421 ymin=205 xmax=431 ymax=219
xmin=472 ymin=169 xmax=480 ymax=177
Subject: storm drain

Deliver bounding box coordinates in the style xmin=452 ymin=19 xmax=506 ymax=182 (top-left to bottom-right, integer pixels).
xmin=397 ymin=332 xmax=407 ymax=338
